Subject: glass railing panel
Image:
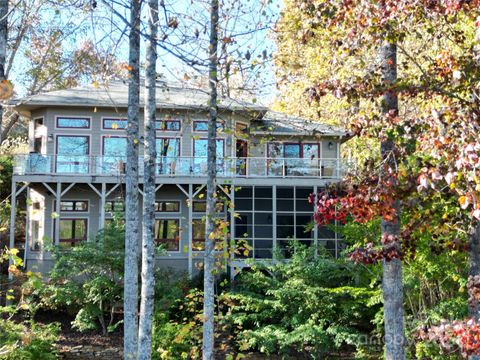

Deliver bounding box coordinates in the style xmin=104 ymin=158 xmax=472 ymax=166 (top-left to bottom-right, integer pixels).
xmin=55 ymin=155 xmax=89 ymax=174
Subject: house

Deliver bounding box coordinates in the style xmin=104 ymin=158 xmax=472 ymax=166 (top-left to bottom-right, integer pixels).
xmin=9 ymin=80 xmax=348 ymax=277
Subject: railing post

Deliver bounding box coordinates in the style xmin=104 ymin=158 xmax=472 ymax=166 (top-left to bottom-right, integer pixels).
xmin=282 ymin=158 xmax=286 ymax=178
xmin=319 ymin=159 xmax=323 ymax=179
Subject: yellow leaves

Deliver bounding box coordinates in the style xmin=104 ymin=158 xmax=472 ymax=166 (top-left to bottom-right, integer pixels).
xmin=0 ymin=79 xmax=13 ymax=100
xmin=133 ymin=138 xmax=139 ymax=145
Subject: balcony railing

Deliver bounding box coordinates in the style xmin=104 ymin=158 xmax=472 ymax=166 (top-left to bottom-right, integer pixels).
xmin=13 ymin=154 xmax=345 ymax=179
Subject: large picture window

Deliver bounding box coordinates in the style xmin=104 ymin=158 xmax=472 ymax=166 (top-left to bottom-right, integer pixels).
xmin=58 ymin=218 xmax=87 ymax=248
xmin=154 ymin=219 xmax=180 ymax=251
xmin=56 ymin=117 xmax=90 ymax=129
xmin=56 ymin=135 xmax=89 ymax=173
xmin=193 ymin=139 xmax=225 ymax=175
xmin=102 ymin=137 xmax=127 ymax=173
xmin=156 ymin=138 xmax=180 ymax=175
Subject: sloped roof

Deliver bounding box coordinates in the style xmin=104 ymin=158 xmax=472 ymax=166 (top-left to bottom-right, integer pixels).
xmin=252 ymin=111 xmax=347 ymax=138
xmin=12 ymin=79 xmax=268 ymax=112
xmin=11 ymin=80 xmax=348 ymax=138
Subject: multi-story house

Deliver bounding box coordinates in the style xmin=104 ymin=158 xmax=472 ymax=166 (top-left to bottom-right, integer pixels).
xmin=10 ymin=80 xmax=347 ymax=278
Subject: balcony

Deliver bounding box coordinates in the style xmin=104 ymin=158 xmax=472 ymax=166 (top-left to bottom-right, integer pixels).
xmin=13 ymin=154 xmax=344 ymax=179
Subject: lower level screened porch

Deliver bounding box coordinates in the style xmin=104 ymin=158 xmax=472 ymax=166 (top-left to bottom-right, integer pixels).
xmin=10 ymin=181 xmax=342 ymax=277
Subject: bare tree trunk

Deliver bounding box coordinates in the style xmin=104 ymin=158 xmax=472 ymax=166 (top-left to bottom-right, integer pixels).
xmin=0 ymin=0 xmax=7 ymax=145
xmin=379 ymin=41 xmax=406 ymax=360
xmin=124 ymin=1 xmax=141 ymax=359
xmin=138 ymin=0 xmax=158 ymax=359
xmin=202 ymin=0 xmax=219 ymax=358
xmin=469 ymin=17 xmax=480 ymax=360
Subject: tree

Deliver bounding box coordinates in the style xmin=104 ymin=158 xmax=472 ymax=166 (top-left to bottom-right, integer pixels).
xmin=203 ymin=0 xmax=219 ymax=358
xmin=138 ymin=0 xmax=159 ymax=358
xmin=0 ymin=0 xmax=7 ymax=145
xmin=124 ymin=1 xmax=141 ymax=359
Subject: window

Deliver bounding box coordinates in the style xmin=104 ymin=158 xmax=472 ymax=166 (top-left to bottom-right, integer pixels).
xmin=156 ymin=119 xmax=181 ymax=131
xmin=192 ymin=201 xmax=225 ymax=213
xmin=58 ymin=219 xmax=87 ymax=248
xmin=56 ymin=117 xmax=90 ymax=129
xmin=58 ymin=201 xmax=88 ymax=212
xmin=56 ymin=135 xmax=89 ymax=173
xmin=31 ymin=220 xmax=41 ymax=251
xmin=156 ymin=138 xmax=180 ymax=157
xmin=33 ymin=202 xmax=41 ymax=210
xmin=193 ymin=120 xmax=224 ymax=132
xmin=103 ymin=137 xmax=127 ymax=157
xmin=193 ymin=139 xmax=224 ymax=158
xmin=154 ymin=219 xmax=180 ymax=251
xmin=192 ymin=219 xmax=205 ymax=251
xmin=155 ymin=201 xmax=180 ymax=212
xmin=105 ymin=200 xmax=125 ymax=212
xmin=103 ymin=118 xmax=127 ymax=130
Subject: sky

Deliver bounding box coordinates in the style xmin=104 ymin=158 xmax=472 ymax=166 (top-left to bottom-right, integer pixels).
xmin=10 ymin=0 xmax=283 ymax=105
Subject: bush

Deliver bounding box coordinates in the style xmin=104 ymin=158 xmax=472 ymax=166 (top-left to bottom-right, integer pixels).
xmin=223 ymin=246 xmax=382 ymax=358
xmin=0 ymin=315 xmax=58 ymax=360
xmin=39 ymin=216 xmax=124 ymax=334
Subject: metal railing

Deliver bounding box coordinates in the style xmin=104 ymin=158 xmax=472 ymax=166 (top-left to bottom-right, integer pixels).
xmin=13 ymin=154 xmax=345 ymax=179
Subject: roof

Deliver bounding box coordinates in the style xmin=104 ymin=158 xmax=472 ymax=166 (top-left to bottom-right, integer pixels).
xmin=11 ymin=79 xmax=268 ymax=113
xmin=252 ymin=111 xmax=347 ymax=138
xmin=11 ymin=80 xmax=348 ymax=138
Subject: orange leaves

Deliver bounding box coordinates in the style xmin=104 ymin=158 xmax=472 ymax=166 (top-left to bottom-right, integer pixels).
xmin=0 ymin=79 xmax=13 ymax=100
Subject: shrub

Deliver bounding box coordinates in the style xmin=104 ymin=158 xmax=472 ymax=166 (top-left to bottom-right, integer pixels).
xmin=223 ymin=246 xmax=382 ymax=358
xmin=39 ymin=216 xmax=124 ymax=334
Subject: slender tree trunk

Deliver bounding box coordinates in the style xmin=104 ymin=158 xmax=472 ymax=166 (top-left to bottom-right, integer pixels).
xmin=0 ymin=0 xmax=7 ymax=145
xmin=202 ymin=0 xmax=219 ymax=358
xmin=469 ymin=16 xmax=480 ymax=360
xmin=138 ymin=0 xmax=158 ymax=359
xmin=124 ymin=1 xmax=141 ymax=359
xmin=379 ymin=41 xmax=406 ymax=360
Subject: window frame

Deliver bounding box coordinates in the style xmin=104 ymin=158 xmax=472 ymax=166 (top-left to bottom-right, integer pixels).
xmin=154 ymin=218 xmax=181 ymax=252
xmin=102 ymin=117 xmax=128 ymax=130
xmin=192 ymin=138 xmax=225 ymax=158
xmin=105 ymin=200 xmax=125 ymax=213
xmin=155 ymin=200 xmax=181 ymax=213
xmin=155 ymin=119 xmax=182 ymax=132
xmin=55 ymin=116 xmax=91 ymax=129
xmin=54 ymin=200 xmax=90 ymax=213
xmin=56 ymin=218 xmax=89 ymax=247
xmin=192 ymin=119 xmax=225 ymax=132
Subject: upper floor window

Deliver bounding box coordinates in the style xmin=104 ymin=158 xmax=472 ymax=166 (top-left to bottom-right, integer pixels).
xmin=156 ymin=119 xmax=181 ymax=131
xmin=193 ymin=120 xmax=224 ymax=132
xmin=103 ymin=118 xmax=127 ymax=130
xmin=56 ymin=117 xmax=90 ymax=129
xmin=156 ymin=138 xmax=180 ymax=157
xmin=267 ymin=142 xmax=320 ymax=159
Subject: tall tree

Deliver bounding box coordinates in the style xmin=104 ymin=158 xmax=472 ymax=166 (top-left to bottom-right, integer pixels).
xmin=124 ymin=1 xmax=141 ymax=359
xmin=379 ymin=40 xmax=405 ymax=359
xmin=0 ymin=0 xmax=7 ymax=145
xmin=203 ymin=0 xmax=219 ymax=358
xmin=138 ymin=0 xmax=158 ymax=358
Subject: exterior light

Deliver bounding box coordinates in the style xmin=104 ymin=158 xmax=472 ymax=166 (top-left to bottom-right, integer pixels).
xmin=48 ymin=134 xmax=54 ymax=142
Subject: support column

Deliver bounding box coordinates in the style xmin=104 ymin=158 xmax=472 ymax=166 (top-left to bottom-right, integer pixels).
xmin=229 ymin=185 xmax=235 ymax=281
xmin=100 ymin=183 xmax=106 ymax=230
xmin=24 ymin=187 xmax=31 ymax=267
xmin=54 ymin=183 xmax=61 ymax=245
xmin=272 ymin=185 xmax=277 ymax=259
xmin=188 ymin=184 xmax=193 ymax=279
xmin=314 ymin=185 xmax=318 ymax=257
xmin=9 ymin=181 xmax=17 ymax=252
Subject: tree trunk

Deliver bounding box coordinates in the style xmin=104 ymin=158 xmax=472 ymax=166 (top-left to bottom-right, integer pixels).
xmin=138 ymin=0 xmax=158 ymax=359
xmin=379 ymin=41 xmax=406 ymax=360
xmin=124 ymin=1 xmax=141 ymax=359
xmin=0 ymin=0 xmax=7 ymax=145
xmin=469 ymin=16 xmax=480 ymax=360
xmin=202 ymin=0 xmax=219 ymax=358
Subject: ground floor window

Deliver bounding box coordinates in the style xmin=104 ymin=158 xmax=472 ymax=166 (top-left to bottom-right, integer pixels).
xmin=154 ymin=219 xmax=180 ymax=251
xmin=31 ymin=220 xmax=41 ymax=251
xmin=192 ymin=219 xmax=205 ymax=251
xmin=58 ymin=218 xmax=87 ymax=248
